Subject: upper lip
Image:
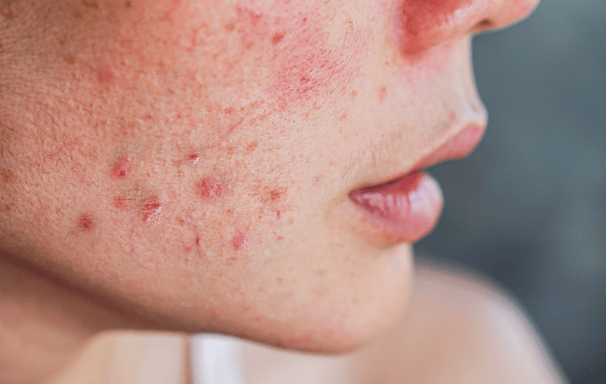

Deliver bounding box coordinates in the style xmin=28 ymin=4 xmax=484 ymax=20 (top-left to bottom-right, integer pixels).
xmin=351 ymin=120 xmax=487 ymax=191
xmin=413 ymin=122 xmax=486 ymax=171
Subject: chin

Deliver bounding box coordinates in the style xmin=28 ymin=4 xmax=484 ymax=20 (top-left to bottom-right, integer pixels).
xmin=218 ymin=244 xmax=415 ymax=355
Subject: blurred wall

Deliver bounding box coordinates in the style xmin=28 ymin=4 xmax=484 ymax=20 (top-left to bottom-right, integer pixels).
xmin=416 ymin=1 xmax=606 ymax=383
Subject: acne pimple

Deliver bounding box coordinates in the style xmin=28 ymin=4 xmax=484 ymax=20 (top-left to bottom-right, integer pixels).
xmin=112 ymin=156 xmax=133 ymax=178
xmin=188 ymin=153 xmax=200 ymax=163
xmin=140 ymin=196 xmax=162 ymax=223
xmin=232 ymin=232 xmax=249 ymax=251
xmin=78 ymin=214 xmax=94 ymax=232
xmin=198 ymin=177 xmax=224 ymax=199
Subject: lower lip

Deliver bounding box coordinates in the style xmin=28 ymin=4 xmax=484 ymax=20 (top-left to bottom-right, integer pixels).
xmin=349 ymin=171 xmax=443 ymax=243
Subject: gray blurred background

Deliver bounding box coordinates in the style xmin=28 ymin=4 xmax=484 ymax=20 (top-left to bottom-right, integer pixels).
xmin=415 ymin=1 xmax=606 ymax=383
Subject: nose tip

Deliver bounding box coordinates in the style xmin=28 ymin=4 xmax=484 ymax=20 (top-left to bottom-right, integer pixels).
xmin=395 ymin=0 xmax=540 ymax=54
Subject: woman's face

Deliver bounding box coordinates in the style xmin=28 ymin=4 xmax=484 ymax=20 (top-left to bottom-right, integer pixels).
xmin=0 ymin=0 xmax=537 ymax=352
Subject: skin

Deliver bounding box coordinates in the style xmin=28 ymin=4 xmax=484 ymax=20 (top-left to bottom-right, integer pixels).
xmin=0 ymin=0 xmax=539 ymax=382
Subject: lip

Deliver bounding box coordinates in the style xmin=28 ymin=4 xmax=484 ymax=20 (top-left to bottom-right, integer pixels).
xmin=348 ymin=124 xmax=485 ymax=243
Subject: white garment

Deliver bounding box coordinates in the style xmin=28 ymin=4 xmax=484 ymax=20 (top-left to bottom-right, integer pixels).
xmin=190 ymin=334 xmax=245 ymax=384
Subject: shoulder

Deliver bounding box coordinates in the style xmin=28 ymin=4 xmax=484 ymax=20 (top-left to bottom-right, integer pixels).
xmin=360 ymin=257 xmax=569 ymax=384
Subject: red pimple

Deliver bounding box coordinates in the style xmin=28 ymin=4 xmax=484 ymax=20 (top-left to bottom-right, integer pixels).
xmin=197 ymin=177 xmax=224 ymax=199
xmin=140 ymin=196 xmax=162 ymax=223
xmin=79 ymin=214 xmax=94 ymax=232
xmin=112 ymin=156 xmax=133 ymax=178
xmin=232 ymin=233 xmax=249 ymax=251
xmin=188 ymin=152 xmax=200 ymax=163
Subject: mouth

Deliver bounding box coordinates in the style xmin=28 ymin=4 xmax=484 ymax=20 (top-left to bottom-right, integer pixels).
xmin=348 ymin=124 xmax=485 ymax=243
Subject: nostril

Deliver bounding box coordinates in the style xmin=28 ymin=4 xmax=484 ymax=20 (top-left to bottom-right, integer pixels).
xmin=476 ymin=19 xmax=493 ymax=30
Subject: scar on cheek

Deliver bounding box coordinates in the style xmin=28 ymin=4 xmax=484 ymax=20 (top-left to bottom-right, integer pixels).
xmin=232 ymin=232 xmax=249 ymax=251
xmin=112 ymin=156 xmax=133 ymax=178
xmin=198 ymin=177 xmax=224 ymax=199
xmin=140 ymin=196 xmax=162 ymax=223
xmin=78 ymin=214 xmax=94 ymax=232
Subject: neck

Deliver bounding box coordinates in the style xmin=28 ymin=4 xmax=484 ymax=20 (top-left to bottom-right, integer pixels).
xmin=0 ymin=254 xmax=138 ymax=383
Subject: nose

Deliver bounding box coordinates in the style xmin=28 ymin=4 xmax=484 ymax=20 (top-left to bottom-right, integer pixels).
xmin=395 ymin=0 xmax=540 ymax=54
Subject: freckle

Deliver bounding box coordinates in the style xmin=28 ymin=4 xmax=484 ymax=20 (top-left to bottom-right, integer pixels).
xmin=79 ymin=215 xmax=94 ymax=232
xmin=113 ymin=196 xmax=130 ymax=210
xmin=112 ymin=156 xmax=133 ymax=178
xmin=197 ymin=177 xmax=224 ymax=199
xmin=378 ymin=86 xmax=387 ymax=104
xmin=73 ymin=10 xmax=82 ymax=19
xmin=225 ymin=22 xmax=235 ymax=32
xmin=1 ymin=168 xmax=14 ymax=183
xmin=232 ymin=233 xmax=249 ymax=251
xmin=271 ymin=33 xmax=285 ymax=45
xmin=188 ymin=152 xmax=200 ymax=163
xmin=63 ymin=54 xmax=76 ymax=65
xmin=81 ymin=0 xmax=99 ymax=9
xmin=140 ymin=196 xmax=162 ymax=223
xmin=246 ymin=141 xmax=258 ymax=152
xmin=225 ymin=256 xmax=238 ymax=266
xmin=125 ymin=0 xmax=132 ymax=8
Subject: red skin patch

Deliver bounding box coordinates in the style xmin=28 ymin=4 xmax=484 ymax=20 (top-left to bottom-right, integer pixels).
xmin=112 ymin=156 xmax=133 ymax=178
xmin=140 ymin=196 xmax=162 ymax=223
xmin=232 ymin=232 xmax=249 ymax=251
xmin=79 ymin=214 xmax=94 ymax=232
xmin=197 ymin=177 xmax=224 ymax=199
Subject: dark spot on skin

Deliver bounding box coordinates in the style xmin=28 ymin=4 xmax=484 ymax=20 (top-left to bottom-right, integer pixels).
xmin=188 ymin=152 xmax=200 ymax=163
xmin=276 ymin=210 xmax=281 ymax=219
xmin=97 ymin=65 xmax=114 ymax=83
xmin=378 ymin=86 xmax=387 ymax=104
xmin=113 ymin=196 xmax=130 ymax=210
xmin=140 ymin=196 xmax=162 ymax=223
xmin=79 ymin=215 xmax=94 ymax=232
xmin=63 ymin=54 xmax=76 ymax=65
xmin=73 ymin=9 xmax=82 ymax=19
xmin=225 ymin=256 xmax=238 ymax=266
xmin=1 ymin=168 xmax=14 ymax=183
xmin=125 ymin=0 xmax=132 ymax=8
xmin=198 ymin=177 xmax=224 ymax=199
xmin=5 ymin=205 xmax=10 ymax=211
xmin=81 ymin=0 xmax=99 ymax=9
xmin=0 ymin=4 xmax=14 ymax=19
xmin=271 ymin=33 xmax=285 ymax=45
xmin=269 ymin=189 xmax=282 ymax=201
xmin=232 ymin=232 xmax=249 ymax=251
xmin=195 ymin=236 xmax=200 ymax=246
xmin=246 ymin=141 xmax=259 ymax=152
xmin=225 ymin=22 xmax=235 ymax=32
xmin=112 ymin=156 xmax=133 ymax=178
